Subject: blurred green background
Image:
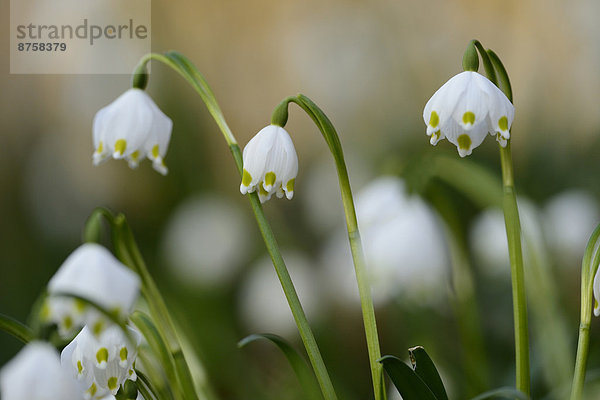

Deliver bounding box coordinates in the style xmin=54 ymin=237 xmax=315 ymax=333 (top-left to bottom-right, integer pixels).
xmin=2 ymin=0 xmax=600 ymax=399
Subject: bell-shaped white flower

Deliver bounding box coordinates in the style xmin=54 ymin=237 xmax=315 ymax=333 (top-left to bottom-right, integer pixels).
xmin=423 ymin=71 xmax=515 ymax=157
xmin=93 ymin=88 xmax=173 ymax=175
xmin=0 ymin=342 xmax=82 ymax=400
xmin=61 ymin=325 xmax=141 ymax=399
xmin=240 ymin=124 xmax=298 ymax=203
xmin=44 ymin=243 xmax=141 ymax=337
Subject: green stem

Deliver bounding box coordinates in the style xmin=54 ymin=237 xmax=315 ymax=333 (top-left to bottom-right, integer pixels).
xmin=275 ymin=94 xmax=384 ymax=400
xmin=481 ymin=43 xmax=530 ymax=395
xmin=499 ymin=143 xmax=530 ymax=396
xmin=0 ymin=313 xmax=34 ymax=344
xmin=569 ymin=224 xmax=600 ymax=400
xmin=136 ymin=52 xmax=338 ymax=400
xmin=113 ymin=215 xmax=205 ymax=400
xmin=230 ymin=145 xmax=338 ymax=400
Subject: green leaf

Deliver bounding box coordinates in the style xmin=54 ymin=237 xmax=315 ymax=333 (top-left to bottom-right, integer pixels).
xmin=470 ymin=387 xmax=529 ymax=400
xmin=379 ymin=355 xmax=437 ymax=400
xmin=239 ymin=333 xmax=323 ymax=400
xmin=409 ymin=347 xmax=448 ymax=400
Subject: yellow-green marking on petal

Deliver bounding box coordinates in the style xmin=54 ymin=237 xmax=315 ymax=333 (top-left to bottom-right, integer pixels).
xmin=457 ymin=134 xmax=472 ymax=150
xmin=462 ymin=112 xmax=476 ymax=125
xmin=120 ymin=347 xmax=128 ymax=362
xmin=92 ymin=320 xmax=104 ymax=336
xmin=152 ymin=144 xmax=160 ymax=159
xmin=286 ymin=178 xmax=295 ymax=193
xmin=242 ymin=169 xmax=252 ymax=186
xmin=63 ymin=315 xmax=73 ymax=330
xmin=429 ymin=111 xmax=439 ymax=128
xmin=96 ymin=348 xmax=109 ymax=364
xmin=498 ymin=116 xmax=508 ymax=131
xmin=74 ymin=299 xmax=87 ymax=313
xmin=97 ymin=141 xmax=104 ymax=153
xmin=77 ymin=360 xmax=83 ymax=374
xmin=264 ymin=172 xmax=276 ymax=187
xmin=114 ymin=139 xmax=127 ymax=156
xmin=259 ymin=184 xmax=269 ymax=197
xmin=107 ymin=377 xmax=118 ymax=391
xmin=87 ymin=383 xmax=98 ymax=397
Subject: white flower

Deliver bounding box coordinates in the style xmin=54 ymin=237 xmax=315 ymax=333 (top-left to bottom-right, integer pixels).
xmin=423 ymin=71 xmax=515 ymax=157
xmin=61 ymin=325 xmax=141 ymax=399
xmin=543 ymin=190 xmax=600 ymax=269
xmin=320 ymin=177 xmax=448 ymax=306
xmin=0 ymin=342 xmax=82 ymax=400
xmin=44 ymin=243 xmax=141 ymax=337
xmin=93 ymin=88 xmax=173 ymax=175
xmin=240 ymin=124 xmax=298 ymax=203
xmin=238 ymin=251 xmax=321 ymax=335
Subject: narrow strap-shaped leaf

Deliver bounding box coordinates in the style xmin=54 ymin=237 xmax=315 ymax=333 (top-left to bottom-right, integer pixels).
xmin=239 ymin=333 xmax=323 ymax=400
xmin=130 ymin=311 xmax=178 ymax=399
xmin=470 ymin=387 xmax=529 ymax=400
xmin=409 ymin=347 xmax=448 ymax=400
xmin=0 ymin=313 xmax=34 ymax=343
xmin=379 ymin=355 xmax=438 ymax=400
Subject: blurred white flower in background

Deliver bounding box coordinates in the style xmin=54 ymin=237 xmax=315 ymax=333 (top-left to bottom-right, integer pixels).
xmin=240 ymin=125 xmax=299 ymax=203
xmin=161 ymin=195 xmax=252 ymax=287
xmin=320 ymin=176 xmax=448 ymax=306
xmin=469 ymin=199 xmax=544 ymax=276
xmin=61 ymin=325 xmax=141 ymax=399
xmin=93 ymin=89 xmax=172 ymax=175
xmin=543 ymin=190 xmax=600 ymax=269
xmin=0 ymin=342 xmax=82 ymax=400
xmin=238 ymin=251 xmax=321 ymax=335
xmin=44 ymin=244 xmax=140 ymax=337
xmin=423 ymin=71 xmax=514 ymax=156
xmin=470 ymin=208 xmax=510 ymax=276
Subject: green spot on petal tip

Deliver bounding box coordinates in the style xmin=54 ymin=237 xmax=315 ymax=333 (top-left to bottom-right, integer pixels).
xmin=242 ymin=169 xmax=252 ymax=186
xmin=286 ymin=178 xmax=295 ymax=193
xmin=458 ymin=134 xmax=472 ymax=150
xmin=265 ymin=172 xmax=276 ymax=187
xmin=429 ymin=111 xmax=439 ymax=128
xmin=462 ymin=111 xmax=476 ymax=125
xmin=114 ymin=139 xmax=127 ymax=156
xmin=498 ymin=116 xmax=508 ymax=131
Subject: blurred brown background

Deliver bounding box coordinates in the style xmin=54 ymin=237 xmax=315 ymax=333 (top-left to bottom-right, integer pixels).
xmin=2 ymin=0 xmax=600 ymax=399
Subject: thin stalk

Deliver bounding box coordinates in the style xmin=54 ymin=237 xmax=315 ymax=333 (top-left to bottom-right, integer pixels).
xmin=499 ymin=142 xmax=530 ymax=395
xmin=275 ymin=94 xmax=384 ymax=400
xmin=484 ymin=45 xmax=530 ymax=396
xmin=136 ymin=52 xmax=338 ymax=400
xmin=569 ymin=224 xmax=600 ymax=400
xmin=0 ymin=313 xmax=34 ymax=344
xmin=113 ymin=215 xmax=206 ymax=400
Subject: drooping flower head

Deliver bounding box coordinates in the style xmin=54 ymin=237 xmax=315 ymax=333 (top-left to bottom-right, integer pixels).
xmin=43 ymin=243 xmax=141 ymax=337
xmin=61 ymin=325 xmax=141 ymax=399
xmin=93 ymin=88 xmax=172 ymax=175
xmin=0 ymin=342 xmax=82 ymax=400
xmin=240 ymin=124 xmax=298 ymax=203
xmin=423 ymin=71 xmax=514 ymax=157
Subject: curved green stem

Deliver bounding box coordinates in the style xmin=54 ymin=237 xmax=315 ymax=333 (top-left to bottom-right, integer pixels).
xmin=136 ymin=52 xmax=338 ymax=400
xmin=273 ymin=94 xmax=384 ymax=400
xmin=570 ymin=224 xmax=600 ymax=400
xmin=481 ymin=44 xmax=530 ymax=395
xmin=0 ymin=313 xmax=34 ymax=344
